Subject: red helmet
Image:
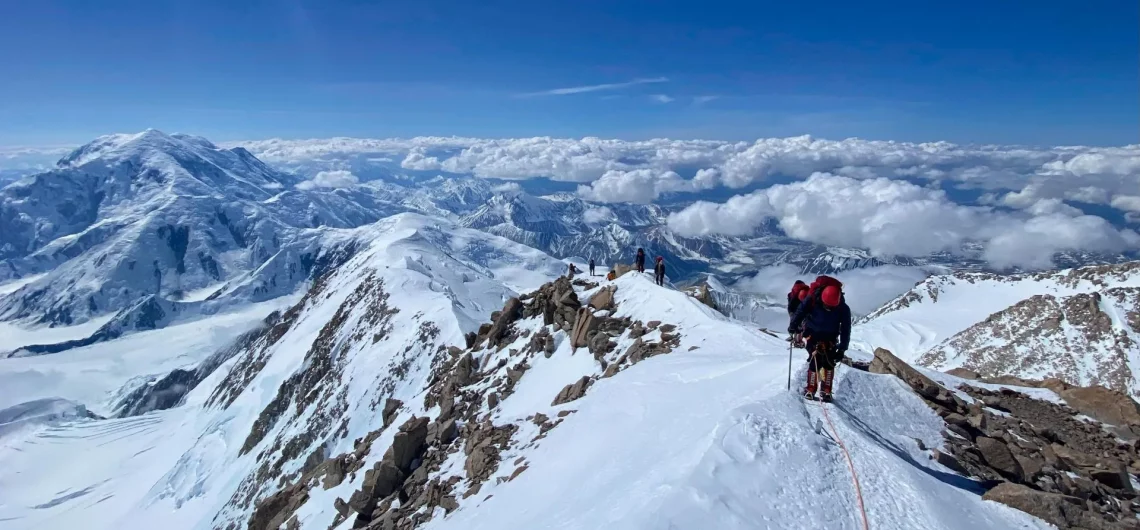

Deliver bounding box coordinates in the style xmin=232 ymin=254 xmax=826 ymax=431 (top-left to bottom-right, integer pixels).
xmin=656 ymin=256 xmax=663 ymax=261
xmin=821 ymin=286 xmax=842 ymax=308
xmin=798 ymin=289 xmax=808 ymax=301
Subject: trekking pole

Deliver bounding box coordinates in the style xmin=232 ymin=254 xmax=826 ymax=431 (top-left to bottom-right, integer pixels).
xmin=787 ymin=340 xmax=793 ymax=390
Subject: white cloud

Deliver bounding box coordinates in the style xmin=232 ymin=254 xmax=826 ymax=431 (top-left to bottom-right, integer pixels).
xmin=518 ymin=77 xmax=668 ymax=97
xmin=576 ymin=169 xmax=716 ymax=204
xmin=693 ymin=95 xmax=720 ymax=105
xmin=491 ymin=182 xmax=522 ymax=193
xmin=650 ymin=94 xmax=675 ymax=103
xmin=667 ymin=173 xmax=1139 ymax=269
xmin=1111 ymin=195 xmax=1140 ymax=213
xmin=229 ymin=135 xmax=1140 ymax=218
xmin=295 ymin=169 xmax=359 ymax=190
xmin=401 ymin=148 xmax=442 ymax=171
xmin=582 ymin=206 xmax=614 ymax=224
xmin=733 ymin=263 xmax=929 ymax=316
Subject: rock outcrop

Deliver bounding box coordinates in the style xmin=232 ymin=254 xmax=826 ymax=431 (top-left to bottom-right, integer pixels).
xmin=872 ymin=348 xmax=1140 ymax=529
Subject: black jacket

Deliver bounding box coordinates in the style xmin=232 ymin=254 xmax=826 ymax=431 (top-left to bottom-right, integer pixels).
xmin=789 ymin=292 xmax=851 ymax=352
xmin=654 ymin=261 xmax=665 ymax=275
xmin=787 ymin=292 xmax=802 ymax=315
xmin=635 ymin=251 xmax=645 ymax=266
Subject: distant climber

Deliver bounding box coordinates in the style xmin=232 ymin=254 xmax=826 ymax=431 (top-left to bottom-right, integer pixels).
xmin=635 ymin=248 xmax=646 ymax=273
xmin=653 ymin=256 xmax=666 ymax=286
xmin=589 ymin=258 xmax=596 ymax=276
xmin=788 ymin=275 xmax=850 ymax=403
xmin=568 ymin=263 xmax=578 ymax=279
xmin=787 ymin=280 xmax=808 ymax=316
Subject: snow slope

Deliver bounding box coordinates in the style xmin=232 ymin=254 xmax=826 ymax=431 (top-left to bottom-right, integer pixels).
xmin=0 ymin=262 xmax=1051 ymax=530
xmin=854 ymin=262 xmax=1140 ymax=363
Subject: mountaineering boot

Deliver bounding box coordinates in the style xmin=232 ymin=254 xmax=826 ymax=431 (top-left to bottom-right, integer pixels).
xmin=819 ymin=368 xmax=834 ymax=403
xmin=804 ymin=370 xmax=818 ymax=400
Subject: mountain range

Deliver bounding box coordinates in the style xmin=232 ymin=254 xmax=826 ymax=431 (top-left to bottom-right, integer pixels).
xmin=3 ymin=130 xmax=1140 ymax=530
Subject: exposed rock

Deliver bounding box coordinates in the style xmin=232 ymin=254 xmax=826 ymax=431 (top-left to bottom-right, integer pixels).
xmin=932 ymin=449 xmax=967 ymax=474
xmin=588 ymin=331 xmax=615 ymax=359
xmin=552 ymin=376 xmax=592 ymax=406
xmin=588 ymin=286 xmax=616 ymax=311
xmin=976 ymin=437 xmax=1024 ymax=481
xmin=658 ymin=324 xmax=676 ymax=333
xmin=612 ymin=263 xmax=632 ymax=278
xmin=480 ymin=297 xmax=523 ymax=349
xmin=947 ymin=367 xmax=981 ymax=380
xmin=647 ymin=320 xmax=661 ymax=330
xmin=487 ymin=393 xmax=500 ymax=409
xmin=870 ymin=348 xmax=965 ymax=411
xmin=385 ymin=417 xmax=429 ymax=472
xmin=248 ymin=483 xmax=308 ymax=530
xmin=382 ymin=398 xmax=402 ymax=429
xmin=570 ymin=307 xmax=597 ymax=349
xmin=349 ymin=461 xmax=403 ymax=513
xmin=1051 ymin=382 xmax=1140 ymax=436
xmin=982 ymin=483 xmax=1138 ymax=530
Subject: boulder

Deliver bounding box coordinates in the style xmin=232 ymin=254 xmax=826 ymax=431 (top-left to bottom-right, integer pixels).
xmin=452 ymin=353 xmax=474 ymax=387
xmin=426 ymin=418 xmax=458 ymax=446
xmin=570 ymin=308 xmax=597 ymax=349
xmin=382 ymin=398 xmax=402 ymax=428
xmin=946 ymin=367 xmax=981 ymax=380
xmin=385 ymin=417 xmax=429 ymax=472
xmin=588 ymin=332 xmax=614 ymax=359
xmin=613 ymin=263 xmax=632 ymax=278
xmin=976 ymin=437 xmax=1024 ymax=482
xmin=552 ymin=376 xmax=592 ymax=406
xmin=588 ymin=286 xmax=616 ymax=311
xmin=350 ymin=461 xmax=404 ymax=513
xmin=483 ymin=297 xmax=524 ymax=349
xmin=870 ymin=348 xmax=965 ymax=411
xmin=981 ymin=483 xmax=1090 ymax=530
xmin=1055 ymin=384 xmax=1140 ymax=432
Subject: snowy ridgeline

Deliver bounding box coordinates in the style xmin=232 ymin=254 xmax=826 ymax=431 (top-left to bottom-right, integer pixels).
xmin=855 ymin=262 xmax=1140 ymax=397
xmin=0 ymin=235 xmax=1054 ymax=530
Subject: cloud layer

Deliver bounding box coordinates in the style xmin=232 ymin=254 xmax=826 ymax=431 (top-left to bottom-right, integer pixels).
xmin=667 ymin=173 xmax=1140 ymax=269
xmin=295 ymin=169 xmax=359 ymax=190
xmin=227 ymin=134 xmax=1140 ymax=268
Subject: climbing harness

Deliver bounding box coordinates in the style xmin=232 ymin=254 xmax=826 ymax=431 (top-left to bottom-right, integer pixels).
xmin=806 ymin=348 xmax=871 ymax=530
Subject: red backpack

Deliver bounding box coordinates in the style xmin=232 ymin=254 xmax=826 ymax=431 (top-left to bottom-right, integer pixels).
xmin=807 ymin=275 xmax=843 ymax=305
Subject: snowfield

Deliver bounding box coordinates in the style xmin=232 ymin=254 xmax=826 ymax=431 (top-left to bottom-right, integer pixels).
xmin=0 ymin=261 xmax=1051 ymax=530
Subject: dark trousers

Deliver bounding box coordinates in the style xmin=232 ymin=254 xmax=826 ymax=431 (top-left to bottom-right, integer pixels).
xmin=589 ymin=266 xmax=595 ymax=275
xmin=637 ymin=262 xmax=645 ymax=273
xmin=654 ymin=272 xmax=664 ymax=286
xmin=806 ymin=334 xmax=842 ymax=370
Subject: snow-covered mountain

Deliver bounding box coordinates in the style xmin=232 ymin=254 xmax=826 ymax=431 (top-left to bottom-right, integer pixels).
xmin=0 ymin=242 xmax=1062 ymax=530
xmin=856 ymin=262 xmax=1140 ymax=396
xmin=0 ymin=130 xmax=407 ymax=327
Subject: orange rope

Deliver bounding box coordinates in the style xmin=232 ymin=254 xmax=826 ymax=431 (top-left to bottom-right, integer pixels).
xmin=807 ymin=347 xmax=871 ymax=530
xmin=818 ymin=399 xmax=871 ymax=530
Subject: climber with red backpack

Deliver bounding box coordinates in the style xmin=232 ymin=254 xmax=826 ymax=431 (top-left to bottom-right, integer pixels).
xmin=787 ymin=280 xmax=808 ymax=316
xmin=788 ymin=275 xmax=851 ymax=402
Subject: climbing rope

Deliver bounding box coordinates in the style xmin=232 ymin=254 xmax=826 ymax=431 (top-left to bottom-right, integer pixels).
xmin=807 ymin=348 xmax=871 ymax=530
xmin=817 ymin=399 xmax=871 ymax=530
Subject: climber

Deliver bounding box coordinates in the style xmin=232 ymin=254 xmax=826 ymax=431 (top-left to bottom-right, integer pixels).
xmin=653 ymin=256 xmax=666 ymax=286
xmin=589 ymin=258 xmax=596 ymax=276
xmin=567 ymin=263 xmax=578 ymax=279
xmin=788 ymin=275 xmax=850 ymax=402
xmin=635 ymin=248 xmax=646 ymax=273
xmin=606 ymin=269 xmax=616 ymax=281
xmin=787 ymin=280 xmax=808 ymax=316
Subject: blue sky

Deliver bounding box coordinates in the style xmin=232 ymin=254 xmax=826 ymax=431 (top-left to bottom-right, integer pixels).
xmin=1 ymin=0 xmax=1136 ymax=145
